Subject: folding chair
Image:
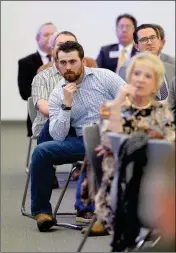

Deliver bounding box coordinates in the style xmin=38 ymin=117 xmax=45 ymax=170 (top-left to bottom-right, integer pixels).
xmin=108 ymin=132 xmax=175 ymax=250
xmin=21 ymin=97 xmax=85 ymax=230
xmin=25 ymin=97 xmax=37 ymax=174
xmin=77 ymin=123 xmax=103 ymax=252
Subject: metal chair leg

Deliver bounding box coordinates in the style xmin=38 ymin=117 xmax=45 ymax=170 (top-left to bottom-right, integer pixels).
xmin=77 ymin=215 xmax=97 ymax=252
xmin=21 ymin=160 xmax=87 ymax=230
xmin=53 ymin=161 xmax=87 ymax=230
xmin=53 ymin=165 xmax=77 ymax=217
xmin=25 ymin=137 xmax=32 ymax=174
xmin=53 ymin=161 xmax=85 ymax=217
xmin=21 ymin=165 xmax=35 ymax=219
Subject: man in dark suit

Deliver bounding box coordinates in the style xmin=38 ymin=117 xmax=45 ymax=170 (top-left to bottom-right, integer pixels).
xmin=18 ymin=22 xmax=57 ymax=137
xmin=96 ymin=14 xmax=138 ymax=73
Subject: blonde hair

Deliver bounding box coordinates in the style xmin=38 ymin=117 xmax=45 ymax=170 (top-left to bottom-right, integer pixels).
xmin=126 ymin=52 xmax=165 ymax=92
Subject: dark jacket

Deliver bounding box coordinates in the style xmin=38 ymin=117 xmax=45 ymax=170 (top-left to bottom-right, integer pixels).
xmin=18 ymin=52 xmax=43 ymax=137
xmin=96 ymin=43 xmax=137 ymax=72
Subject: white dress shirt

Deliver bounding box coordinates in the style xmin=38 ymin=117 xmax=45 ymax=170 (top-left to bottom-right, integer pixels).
xmin=37 ymin=47 xmax=53 ymax=64
xmin=118 ymin=43 xmax=134 ymax=60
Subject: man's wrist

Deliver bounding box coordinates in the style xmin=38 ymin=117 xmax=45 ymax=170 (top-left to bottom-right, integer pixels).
xmin=63 ymin=100 xmax=72 ymax=107
xmin=61 ymin=104 xmax=72 ymax=110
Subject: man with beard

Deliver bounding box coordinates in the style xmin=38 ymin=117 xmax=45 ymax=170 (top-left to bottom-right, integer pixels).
xmin=30 ymin=41 xmax=126 ymax=232
xmin=31 ymin=31 xmax=78 ymax=189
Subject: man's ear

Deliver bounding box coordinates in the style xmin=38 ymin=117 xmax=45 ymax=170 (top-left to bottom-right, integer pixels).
xmin=134 ymin=43 xmax=139 ymax=52
xmin=36 ymin=34 xmax=40 ymax=42
xmin=82 ymin=57 xmax=86 ymax=66
xmin=161 ymin=39 xmax=166 ymax=49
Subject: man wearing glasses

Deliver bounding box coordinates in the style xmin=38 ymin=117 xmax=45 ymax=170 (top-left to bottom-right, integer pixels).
xmin=96 ymin=14 xmax=138 ymax=73
xmin=119 ymin=24 xmax=175 ymax=101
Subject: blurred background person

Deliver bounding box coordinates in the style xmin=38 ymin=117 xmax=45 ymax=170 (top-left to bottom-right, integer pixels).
xmin=168 ymin=77 xmax=176 ymax=121
xmin=96 ymin=14 xmax=138 ymax=73
xmin=153 ymin=24 xmax=175 ymax=64
xmin=37 ymin=32 xmax=97 ymax=73
xmin=88 ymin=52 xmax=175 ymax=237
xmin=119 ymin=24 xmax=175 ymax=101
xmin=17 ymin=22 xmax=57 ymax=138
xmin=138 ymin=151 xmax=175 ymax=251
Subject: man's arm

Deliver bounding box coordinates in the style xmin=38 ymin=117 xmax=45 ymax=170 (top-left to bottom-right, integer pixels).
xmin=49 ymin=84 xmax=76 ymax=141
xmin=18 ymin=59 xmax=33 ymax=100
xmin=32 ymin=73 xmax=50 ymax=117
xmin=104 ymin=69 xmax=126 ymax=98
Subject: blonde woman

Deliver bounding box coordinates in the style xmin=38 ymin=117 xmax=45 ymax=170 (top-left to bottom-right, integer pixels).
xmin=91 ymin=52 xmax=175 ymax=235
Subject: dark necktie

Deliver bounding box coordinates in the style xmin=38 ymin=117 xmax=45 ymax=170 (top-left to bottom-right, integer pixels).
xmin=46 ymin=54 xmax=52 ymax=62
xmin=160 ymin=81 xmax=168 ymax=100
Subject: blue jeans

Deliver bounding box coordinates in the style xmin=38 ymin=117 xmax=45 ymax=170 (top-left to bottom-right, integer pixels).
xmin=37 ymin=119 xmax=77 ymax=144
xmin=74 ymin=171 xmax=95 ymax=212
xmin=37 ymin=119 xmax=53 ymax=144
xmin=31 ymin=136 xmax=85 ymax=216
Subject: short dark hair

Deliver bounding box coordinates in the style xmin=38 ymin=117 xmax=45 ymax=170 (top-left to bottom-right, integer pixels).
xmin=152 ymin=24 xmax=165 ymax=40
xmin=133 ymin=24 xmax=160 ymax=43
xmin=58 ymin=31 xmax=78 ymax=42
xmin=56 ymin=41 xmax=84 ymax=61
xmin=116 ymin=14 xmax=137 ymax=29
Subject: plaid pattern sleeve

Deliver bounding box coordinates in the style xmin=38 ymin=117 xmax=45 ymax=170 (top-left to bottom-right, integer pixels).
xmin=48 ymin=84 xmax=71 ymax=141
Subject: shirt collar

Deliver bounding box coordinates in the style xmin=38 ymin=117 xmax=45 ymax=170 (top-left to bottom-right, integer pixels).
xmin=119 ymin=43 xmax=133 ymax=55
xmin=37 ymin=47 xmax=48 ymax=57
xmin=51 ymin=63 xmax=61 ymax=76
xmin=61 ymin=66 xmax=94 ymax=88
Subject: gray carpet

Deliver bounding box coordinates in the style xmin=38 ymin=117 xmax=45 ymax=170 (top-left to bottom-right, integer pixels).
xmin=1 ymin=169 xmax=112 ymax=252
xmin=1 ymin=121 xmax=111 ymax=252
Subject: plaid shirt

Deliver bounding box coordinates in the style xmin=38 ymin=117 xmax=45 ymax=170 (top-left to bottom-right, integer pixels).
xmin=31 ymin=64 xmax=62 ymax=136
xmin=48 ymin=67 xmax=126 ymax=140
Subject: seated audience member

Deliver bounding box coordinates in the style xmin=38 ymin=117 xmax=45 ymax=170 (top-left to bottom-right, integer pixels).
xmin=32 ymin=31 xmax=97 ymax=182
xmin=96 ymin=14 xmax=138 ymax=73
xmin=84 ymin=52 xmax=175 ymax=236
xmin=138 ymin=152 xmax=175 ymax=251
xmin=30 ymin=41 xmax=126 ymax=232
xmin=18 ymin=22 xmax=57 ymax=138
xmin=32 ymin=31 xmax=78 ymax=188
xmin=153 ymin=24 xmax=175 ymax=64
xmin=37 ymin=32 xmax=97 ymax=73
xmin=119 ymin=24 xmax=175 ymax=101
xmin=32 ymin=31 xmax=78 ymax=140
xmin=168 ymin=77 xmax=176 ymax=121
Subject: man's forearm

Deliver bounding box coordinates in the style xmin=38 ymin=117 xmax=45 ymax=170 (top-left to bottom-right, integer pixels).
xmin=49 ymin=108 xmax=71 ymax=141
xmin=37 ymin=99 xmax=49 ymax=117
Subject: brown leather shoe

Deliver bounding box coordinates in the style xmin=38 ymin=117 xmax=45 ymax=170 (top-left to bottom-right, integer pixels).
xmin=81 ymin=220 xmax=109 ymax=236
xmin=35 ymin=213 xmax=56 ymax=232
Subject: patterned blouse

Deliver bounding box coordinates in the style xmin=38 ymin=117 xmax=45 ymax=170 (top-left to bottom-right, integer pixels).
xmin=95 ymin=100 xmax=175 ymax=233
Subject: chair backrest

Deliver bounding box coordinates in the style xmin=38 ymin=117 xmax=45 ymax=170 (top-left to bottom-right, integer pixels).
xmin=27 ymin=97 xmax=37 ymax=123
xmin=108 ymin=131 xmax=175 ymax=227
xmin=83 ymin=123 xmax=103 ymax=188
xmin=108 ymin=132 xmax=175 ymax=169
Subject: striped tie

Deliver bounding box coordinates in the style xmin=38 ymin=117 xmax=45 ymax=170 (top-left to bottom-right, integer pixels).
xmin=46 ymin=54 xmax=52 ymax=62
xmin=116 ymin=48 xmax=126 ymax=73
xmin=160 ymin=82 xmax=168 ymax=100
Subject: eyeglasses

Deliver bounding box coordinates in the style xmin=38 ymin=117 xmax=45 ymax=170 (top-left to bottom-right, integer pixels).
xmin=138 ymin=35 xmax=158 ymax=44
